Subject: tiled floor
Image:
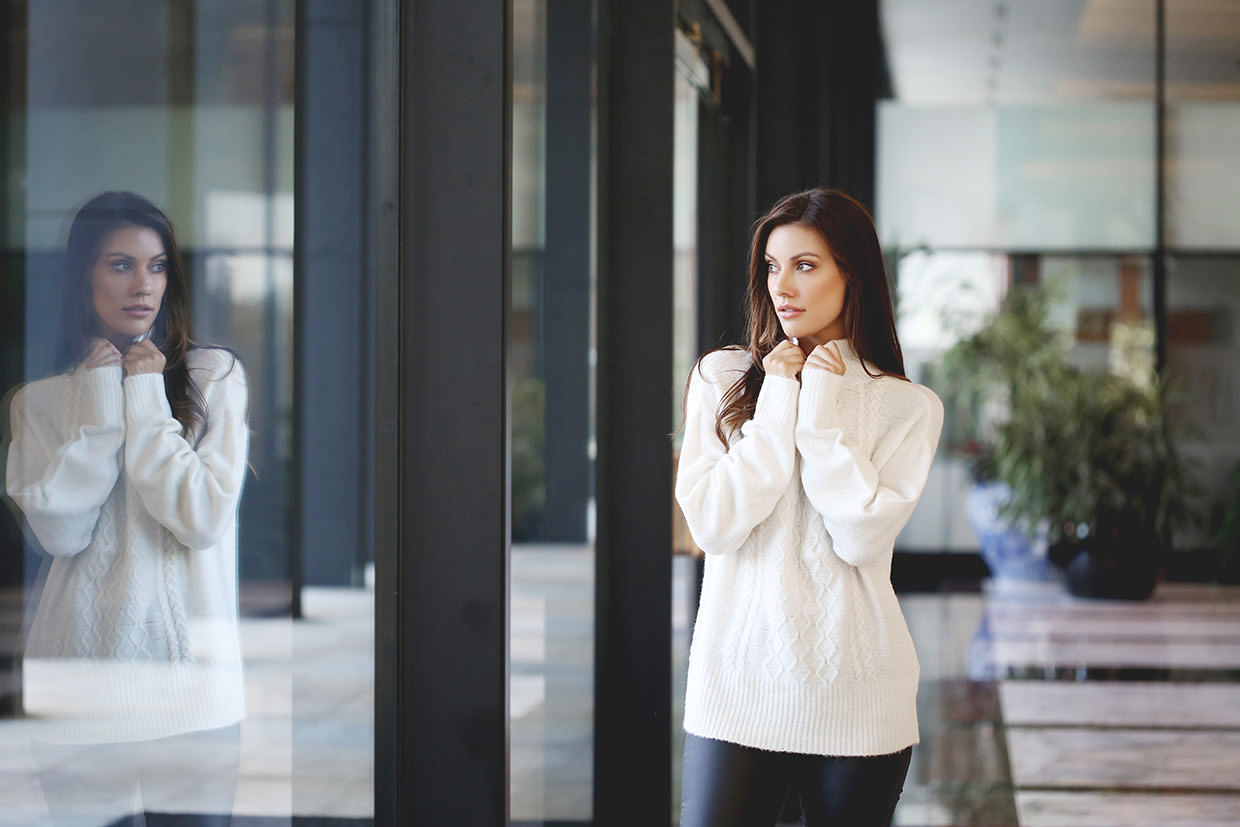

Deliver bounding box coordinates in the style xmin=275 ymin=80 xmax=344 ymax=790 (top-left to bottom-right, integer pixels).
xmin=4 ymin=551 xmax=1239 ymax=826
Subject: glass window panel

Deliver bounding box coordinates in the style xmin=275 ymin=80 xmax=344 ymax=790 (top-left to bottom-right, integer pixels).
xmin=895 ymin=252 xmax=1157 ymax=553
xmin=1 ymin=2 xmax=376 ymax=823
xmin=1165 ymin=0 xmax=1240 ymax=250
xmin=672 ymin=31 xmax=702 ymax=444
xmin=877 ymin=0 xmax=1158 ymax=251
xmin=878 ymin=103 xmax=1156 ymax=250
xmin=670 ymin=30 xmax=709 ymax=822
xmin=1165 ymin=255 xmax=1240 ymax=550
xmin=894 ymin=251 xmax=1009 ymax=552
xmin=509 ymin=0 xmax=597 ymax=821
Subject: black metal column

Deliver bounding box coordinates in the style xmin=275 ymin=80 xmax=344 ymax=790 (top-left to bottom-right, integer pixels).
xmin=389 ymin=0 xmax=512 ymax=824
xmin=594 ymin=0 xmax=675 ymax=824
xmin=1153 ymin=0 xmax=1168 ymax=373
xmin=540 ymin=0 xmax=593 ymax=542
xmin=369 ymin=0 xmax=399 ymax=820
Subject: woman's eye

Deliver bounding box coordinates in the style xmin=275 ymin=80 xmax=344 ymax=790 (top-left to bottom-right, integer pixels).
xmin=766 ymin=261 xmax=777 ymax=273
xmin=110 ymin=261 xmax=130 ymax=272
xmin=151 ymin=261 xmax=166 ymax=273
xmin=797 ymin=261 xmax=813 ymax=272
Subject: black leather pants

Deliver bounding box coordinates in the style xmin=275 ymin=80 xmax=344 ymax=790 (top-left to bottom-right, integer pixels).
xmin=680 ymin=733 xmax=912 ymax=827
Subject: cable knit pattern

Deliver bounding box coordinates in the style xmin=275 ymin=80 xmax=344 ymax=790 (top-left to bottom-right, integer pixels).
xmin=676 ymin=341 xmax=943 ymax=756
xmin=5 ymin=348 xmax=249 ymax=743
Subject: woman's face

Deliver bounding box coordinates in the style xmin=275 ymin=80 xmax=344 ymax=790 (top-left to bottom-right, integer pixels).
xmin=765 ymin=222 xmax=846 ymax=349
xmin=90 ymin=225 xmax=168 ymax=349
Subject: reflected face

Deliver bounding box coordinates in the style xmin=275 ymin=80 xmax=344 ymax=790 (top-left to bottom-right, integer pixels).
xmin=765 ymin=222 xmax=847 ymax=348
xmin=90 ymin=225 xmax=168 ymax=349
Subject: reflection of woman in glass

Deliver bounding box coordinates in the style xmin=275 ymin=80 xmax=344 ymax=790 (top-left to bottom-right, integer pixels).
xmin=5 ymin=191 xmax=248 ymax=825
xmin=676 ymin=189 xmax=943 ymax=827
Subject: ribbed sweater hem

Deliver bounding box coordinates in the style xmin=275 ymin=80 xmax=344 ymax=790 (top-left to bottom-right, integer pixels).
xmin=683 ymin=663 xmax=919 ymax=757
xmin=23 ymin=658 xmax=246 ymax=744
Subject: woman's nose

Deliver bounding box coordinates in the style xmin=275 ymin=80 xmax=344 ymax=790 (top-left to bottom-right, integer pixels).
xmin=773 ymin=270 xmax=794 ymax=296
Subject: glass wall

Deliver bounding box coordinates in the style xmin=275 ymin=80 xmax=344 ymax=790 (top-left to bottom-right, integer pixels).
xmin=1164 ymin=0 xmax=1240 ymax=555
xmin=1 ymin=2 xmax=376 ymax=822
xmin=509 ymin=0 xmax=598 ymax=820
xmin=877 ymin=0 xmax=1239 ymax=560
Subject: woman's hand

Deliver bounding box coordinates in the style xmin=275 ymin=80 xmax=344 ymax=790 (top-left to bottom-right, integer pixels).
xmin=122 ymin=339 xmax=166 ymax=377
xmin=804 ymin=341 xmax=845 ymax=376
xmin=762 ymin=340 xmax=807 ymax=379
xmin=81 ymin=338 xmax=122 ymax=370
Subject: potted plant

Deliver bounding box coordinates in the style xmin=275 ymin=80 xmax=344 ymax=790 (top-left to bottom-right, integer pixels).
xmin=940 ymin=283 xmax=1067 ymax=581
xmin=940 ymin=280 xmax=1194 ymax=596
xmin=993 ymin=359 xmax=1193 ymax=600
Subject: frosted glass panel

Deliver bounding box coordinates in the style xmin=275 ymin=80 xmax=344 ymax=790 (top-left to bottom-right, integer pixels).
xmin=878 ymin=103 xmax=1156 ymax=250
xmin=1166 ymin=103 xmax=1240 ymax=250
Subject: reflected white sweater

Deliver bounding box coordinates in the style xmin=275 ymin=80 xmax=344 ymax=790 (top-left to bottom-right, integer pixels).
xmin=675 ymin=341 xmax=943 ymax=756
xmin=5 ymin=348 xmax=249 ymax=743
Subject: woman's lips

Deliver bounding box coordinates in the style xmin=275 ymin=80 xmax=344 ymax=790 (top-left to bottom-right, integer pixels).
xmin=778 ymin=305 xmax=804 ymax=318
xmin=123 ymin=305 xmax=153 ymax=317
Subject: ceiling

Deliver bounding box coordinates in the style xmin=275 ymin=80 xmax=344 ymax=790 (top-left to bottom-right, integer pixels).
xmin=880 ymin=0 xmax=1240 ymax=103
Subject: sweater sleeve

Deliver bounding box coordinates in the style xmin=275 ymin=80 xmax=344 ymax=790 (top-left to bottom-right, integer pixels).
xmin=674 ymin=353 xmax=799 ymax=556
xmin=123 ymin=350 xmax=249 ymax=550
xmin=795 ymin=368 xmax=943 ymax=568
xmin=4 ymin=367 xmax=126 ymax=556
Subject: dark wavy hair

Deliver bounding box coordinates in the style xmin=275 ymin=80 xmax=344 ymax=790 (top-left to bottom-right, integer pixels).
xmin=56 ymin=191 xmax=211 ymax=438
xmin=700 ymin=187 xmax=907 ymax=445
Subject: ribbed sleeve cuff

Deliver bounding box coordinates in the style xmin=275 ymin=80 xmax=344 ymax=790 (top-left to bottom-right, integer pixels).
xmin=80 ymin=366 xmax=124 ymax=422
xmin=798 ymin=368 xmax=843 ymax=430
xmin=123 ymin=372 xmax=173 ymax=421
xmin=754 ymin=375 xmax=800 ymax=427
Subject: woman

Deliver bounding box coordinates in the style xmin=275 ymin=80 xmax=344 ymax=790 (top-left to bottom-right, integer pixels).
xmin=676 ymin=188 xmax=943 ymax=827
xmin=4 ymin=191 xmax=248 ymax=825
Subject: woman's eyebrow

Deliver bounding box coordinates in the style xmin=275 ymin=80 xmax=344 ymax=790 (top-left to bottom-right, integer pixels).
xmin=767 ymin=251 xmax=820 ymax=259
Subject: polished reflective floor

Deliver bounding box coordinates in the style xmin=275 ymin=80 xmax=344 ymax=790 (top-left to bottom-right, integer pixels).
xmin=4 ymin=552 xmax=1238 ymax=825
xmin=0 ymin=586 xmax=374 ymax=826
xmin=512 ymin=547 xmax=1240 ymax=827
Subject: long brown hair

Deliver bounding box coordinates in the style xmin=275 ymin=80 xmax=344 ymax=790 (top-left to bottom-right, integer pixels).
xmin=56 ymin=191 xmax=219 ymax=439
xmin=702 ymin=187 xmax=906 ymax=445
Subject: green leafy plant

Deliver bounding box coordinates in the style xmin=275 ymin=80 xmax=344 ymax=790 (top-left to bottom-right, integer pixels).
xmin=995 ymin=364 xmax=1192 ymax=551
xmin=940 ymin=282 xmax=1069 ymax=481
xmin=941 ymin=280 xmax=1194 ymax=554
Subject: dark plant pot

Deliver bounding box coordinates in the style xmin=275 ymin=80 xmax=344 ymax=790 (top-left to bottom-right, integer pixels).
xmin=1063 ymin=542 xmax=1161 ymax=601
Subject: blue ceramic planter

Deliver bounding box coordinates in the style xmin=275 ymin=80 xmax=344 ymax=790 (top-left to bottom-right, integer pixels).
xmin=966 ymin=481 xmax=1059 ymax=581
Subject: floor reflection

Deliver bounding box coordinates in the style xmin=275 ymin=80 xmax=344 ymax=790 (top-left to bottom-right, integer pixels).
xmin=511 ymin=550 xmax=1240 ymax=827
xmin=8 ymin=554 xmax=1235 ymax=824
xmin=0 ymin=585 xmax=374 ymax=825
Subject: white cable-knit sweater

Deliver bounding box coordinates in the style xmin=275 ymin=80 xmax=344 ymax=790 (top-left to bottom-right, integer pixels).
xmin=676 ymin=340 xmax=943 ymax=756
xmin=4 ymin=348 xmax=249 ymax=743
